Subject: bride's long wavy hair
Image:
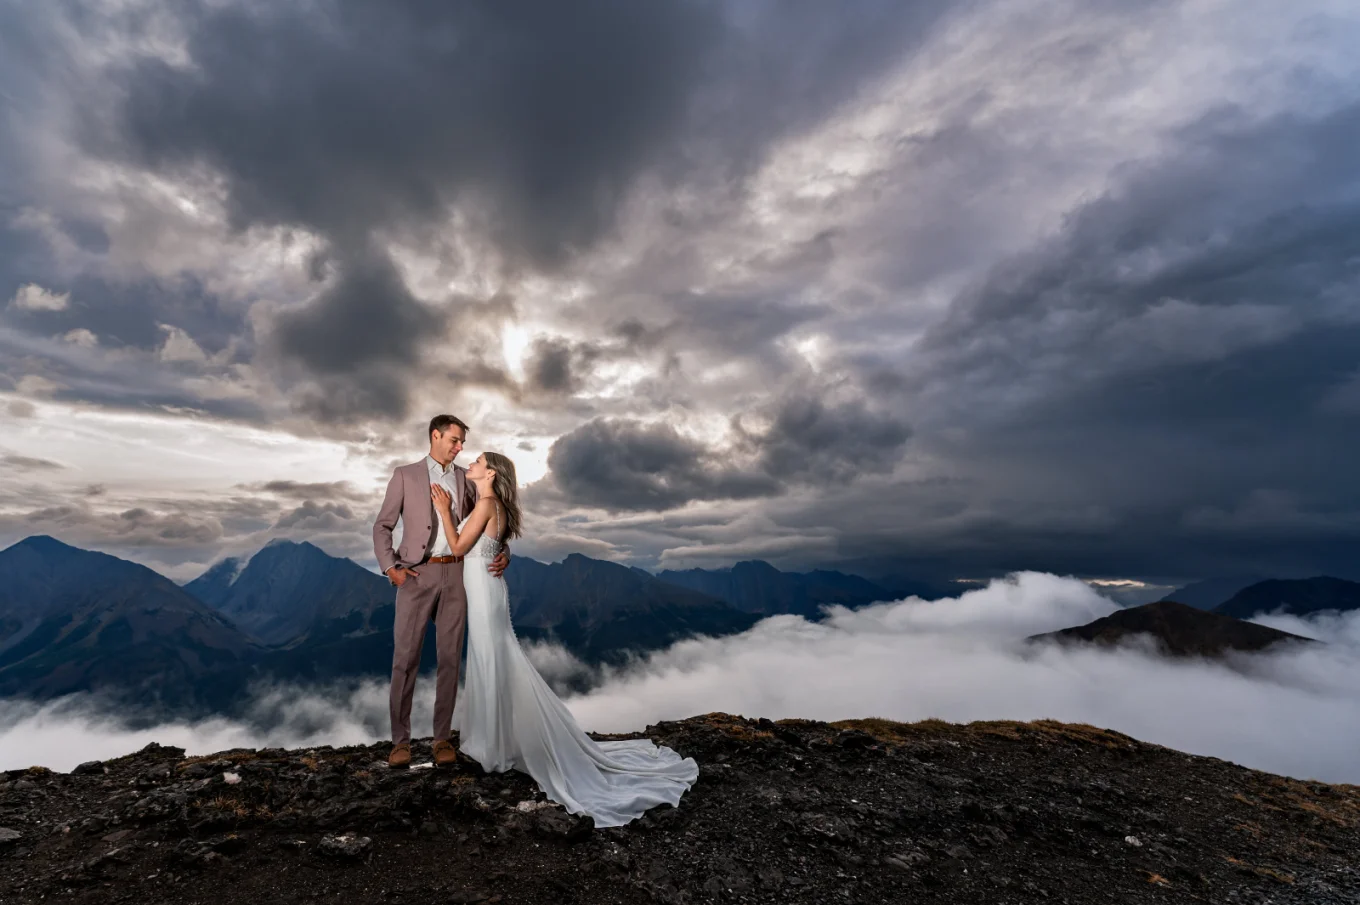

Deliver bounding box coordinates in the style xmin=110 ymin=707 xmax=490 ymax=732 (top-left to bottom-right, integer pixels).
xmin=482 ymin=452 xmax=523 ymax=542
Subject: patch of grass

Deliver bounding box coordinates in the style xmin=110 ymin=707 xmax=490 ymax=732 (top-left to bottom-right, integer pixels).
xmin=1249 ymin=776 xmax=1360 ymax=828
xmin=1225 ymin=856 xmax=1296 ymax=884
xmin=196 ymin=794 xmax=272 ymax=820
xmin=699 ymin=713 xmax=774 ymax=740
xmin=1256 ymin=867 xmax=1296 ymax=884
xmin=826 ymin=717 xmax=955 ymax=743
xmin=824 ymin=716 xmax=1140 ymax=751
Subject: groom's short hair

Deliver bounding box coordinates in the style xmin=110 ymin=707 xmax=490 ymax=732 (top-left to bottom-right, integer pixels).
xmin=429 ymin=414 xmax=469 ymax=438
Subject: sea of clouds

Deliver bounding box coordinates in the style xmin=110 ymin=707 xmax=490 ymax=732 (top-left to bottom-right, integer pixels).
xmin=4 ymin=572 xmax=1358 ymax=783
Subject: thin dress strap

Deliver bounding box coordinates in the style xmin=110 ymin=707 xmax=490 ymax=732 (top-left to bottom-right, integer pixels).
xmin=490 ymin=500 xmax=501 ymax=545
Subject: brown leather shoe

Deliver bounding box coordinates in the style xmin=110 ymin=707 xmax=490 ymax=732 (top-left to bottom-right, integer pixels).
xmin=388 ymin=743 xmax=411 ymax=769
xmin=432 ymin=739 xmax=457 ymax=768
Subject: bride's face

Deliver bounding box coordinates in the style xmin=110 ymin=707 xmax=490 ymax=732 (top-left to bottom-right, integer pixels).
xmin=466 ymin=454 xmax=489 ymax=481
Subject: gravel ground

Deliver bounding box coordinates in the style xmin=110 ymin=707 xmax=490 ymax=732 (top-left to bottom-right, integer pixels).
xmin=1 ymin=713 xmax=1358 ymax=904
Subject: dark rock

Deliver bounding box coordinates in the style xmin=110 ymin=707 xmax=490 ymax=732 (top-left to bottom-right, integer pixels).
xmin=317 ymin=833 xmax=372 ymax=859
xmin=137 ymin=742 xmax=187 ymax=759
xmin=448 ymin=891 xmax=489 ymax=904
xmin=836 ymin=729 xmax=877 ymax=749
xmin=531 ymin=809 xmax=594 ymax=842
xmin=71 ymin=761 xmax=105 ymax=776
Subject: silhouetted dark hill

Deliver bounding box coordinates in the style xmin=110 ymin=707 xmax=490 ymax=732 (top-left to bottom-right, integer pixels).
xmin=0 ymin=536 xmax=256 ymax=711
xmin=655 ymin=560 xmax=909 ymax=619
xmin=1029 ymin=600 xmax=1313 ymax=657
xmin=508 ymin=554 xmax=760 ymax=663
xmin=1215 ymin=576 xmax=1360 ymax=620
xmin=1157 ymin=575 xmax=1265 ymax=610
xmin=186 ymin=540 xmax=393 ymax=646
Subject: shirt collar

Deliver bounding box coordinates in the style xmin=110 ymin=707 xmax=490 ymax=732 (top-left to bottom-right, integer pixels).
xmin=425 ymin=455 xmax=456 ymax=476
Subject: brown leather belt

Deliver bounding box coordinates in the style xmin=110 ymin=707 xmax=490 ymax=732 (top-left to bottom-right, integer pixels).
xmin=423 ymin=555 xmax=463 ymax=564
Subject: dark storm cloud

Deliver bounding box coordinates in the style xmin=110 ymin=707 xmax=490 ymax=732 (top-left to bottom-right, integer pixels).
xmin=545 ymin=418 xmax=779 ymax=511
xmin=248 ymin=480 xmax=357 ymax=500
xmin=756 ymin=397 xmax=910 ymax=481
xmin=110 ymin=2 xmax=722 ymax=262
xmin=834 ymin=103 xmax=1360 ymax=581
xmin=524 ymin=337 xmax=593 ymax=395
xmin=67 ymin=0 xmax=953 ymax=421
xmin=927 ymin=104 xmax=1360 ymax=363
xmin=266 ymin=245 xmax=445 ymax=422
xmin=543 ymin=390 xmax=911 ymax=512
xmin=273 ymin=500 xmax=357 ymax=530
xmin=18 ymin=502 xmax=224 ymax=547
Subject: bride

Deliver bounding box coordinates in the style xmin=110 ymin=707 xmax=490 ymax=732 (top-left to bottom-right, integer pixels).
xmin=429 ymin=451 xmax=699 ymax=828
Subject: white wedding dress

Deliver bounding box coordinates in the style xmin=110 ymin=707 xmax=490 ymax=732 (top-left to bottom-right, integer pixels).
xmin=449 ymin=510 xmax=699 ymax=828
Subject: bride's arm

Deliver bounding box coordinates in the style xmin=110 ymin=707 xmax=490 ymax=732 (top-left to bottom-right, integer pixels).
xmin=430 ymin=487 xmax=495 ymax=557
xmin=449 ymin=499 xmax=496 ymax=556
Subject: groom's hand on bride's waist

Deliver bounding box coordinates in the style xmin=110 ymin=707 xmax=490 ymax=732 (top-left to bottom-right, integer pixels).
xmin=488 ymin=548 xmax=510 ymax=577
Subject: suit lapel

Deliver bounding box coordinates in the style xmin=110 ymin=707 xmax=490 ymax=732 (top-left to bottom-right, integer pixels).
xmin=454 ymin=466 xmax=467 ymax=520
xmin=408 ymin=461 xmax=435 ymax=547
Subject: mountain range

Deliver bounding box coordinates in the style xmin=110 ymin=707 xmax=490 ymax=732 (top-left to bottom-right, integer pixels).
xmin=1212 ymin=576 xmax=1360 ymax=620
xmin=505 ymin=554 xmax=760 ymax=664
xmin=0 ymin=535 xmax=911 ymax=712
xmin=1158 ymin=574 xmax=1360 ymax=615
xmin=0 ymin=536 xmax=254 ymax=711
xmin=655 ymin=559 xmax=934 ymax=619
xmin=1157 ymin=576 xmax=1266 ymax=610
xmin=4 ymin=533 xmax=1357 ymax=715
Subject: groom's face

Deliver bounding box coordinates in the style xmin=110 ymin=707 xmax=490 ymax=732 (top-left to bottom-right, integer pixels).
xmin=432 ymin=425 xmax=466 ymax=462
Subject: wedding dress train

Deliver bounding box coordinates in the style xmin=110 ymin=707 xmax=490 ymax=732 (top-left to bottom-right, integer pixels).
xmin=449 ymin=515 xmax=699 ymax=828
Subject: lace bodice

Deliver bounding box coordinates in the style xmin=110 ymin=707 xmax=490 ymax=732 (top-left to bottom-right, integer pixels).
xmin=457 ymin=513 xmax=504 ymax=561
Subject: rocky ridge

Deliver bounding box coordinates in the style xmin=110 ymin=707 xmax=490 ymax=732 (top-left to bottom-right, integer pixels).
xmin=2 ymin=714 xmax=1358 ymax=904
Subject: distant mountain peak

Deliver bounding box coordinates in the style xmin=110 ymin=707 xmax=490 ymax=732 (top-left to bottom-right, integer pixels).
xmin=185 ymin=537 xmax=389 ymax=647
xmin=1030 ymin=599 xmax=1314 ymax=657
xmin=259 ymin=537 xmax=326 ymax=554
xmin=1215 ymin=577 xmax=1360 ymax=620
xmin=188 ymin=556 xmax=244 ymax=588
xmin=7 ymin=534 xmax=81 ymax=555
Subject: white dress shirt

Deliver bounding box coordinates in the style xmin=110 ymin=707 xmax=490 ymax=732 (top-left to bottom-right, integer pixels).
xmin=426 ymin=455 xmax=460 ymax=557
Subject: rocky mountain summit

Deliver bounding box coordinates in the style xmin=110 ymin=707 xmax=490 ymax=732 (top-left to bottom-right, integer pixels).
xmin=3 ymin=714 xmax=1358 ymax=905
xmin=1029 ymin=600 xmax=1315 ymax=657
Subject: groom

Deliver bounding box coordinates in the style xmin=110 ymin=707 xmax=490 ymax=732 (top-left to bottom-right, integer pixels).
xmin=373 ymin=414 xmax=509 ymax=768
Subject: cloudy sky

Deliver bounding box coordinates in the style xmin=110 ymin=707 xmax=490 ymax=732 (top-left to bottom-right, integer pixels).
xmin=1 ymin=0 xmax=1358 ymax=585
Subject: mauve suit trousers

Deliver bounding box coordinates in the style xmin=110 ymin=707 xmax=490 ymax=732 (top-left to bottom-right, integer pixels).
xmin=390 ymin=559 xmax=467 ymax=744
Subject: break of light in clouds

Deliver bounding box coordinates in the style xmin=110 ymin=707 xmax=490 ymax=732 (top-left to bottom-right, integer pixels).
xmin=5 ymin=574 xmax=1358 ymax=784
xmin=0 ymin=0 xmax=1358 ymax=586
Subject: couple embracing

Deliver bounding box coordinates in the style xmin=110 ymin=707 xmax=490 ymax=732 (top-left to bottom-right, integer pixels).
xmin=372 ymin=414 xmax=697 ymax=828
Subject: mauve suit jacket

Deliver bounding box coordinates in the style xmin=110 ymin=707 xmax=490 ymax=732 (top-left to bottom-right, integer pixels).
xmin=373 ymin=459 xmax=478 ymax=574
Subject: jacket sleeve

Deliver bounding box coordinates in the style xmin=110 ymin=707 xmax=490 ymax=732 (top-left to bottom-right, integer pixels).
xmin=373 ymin=467 xmax=403 ymax=574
